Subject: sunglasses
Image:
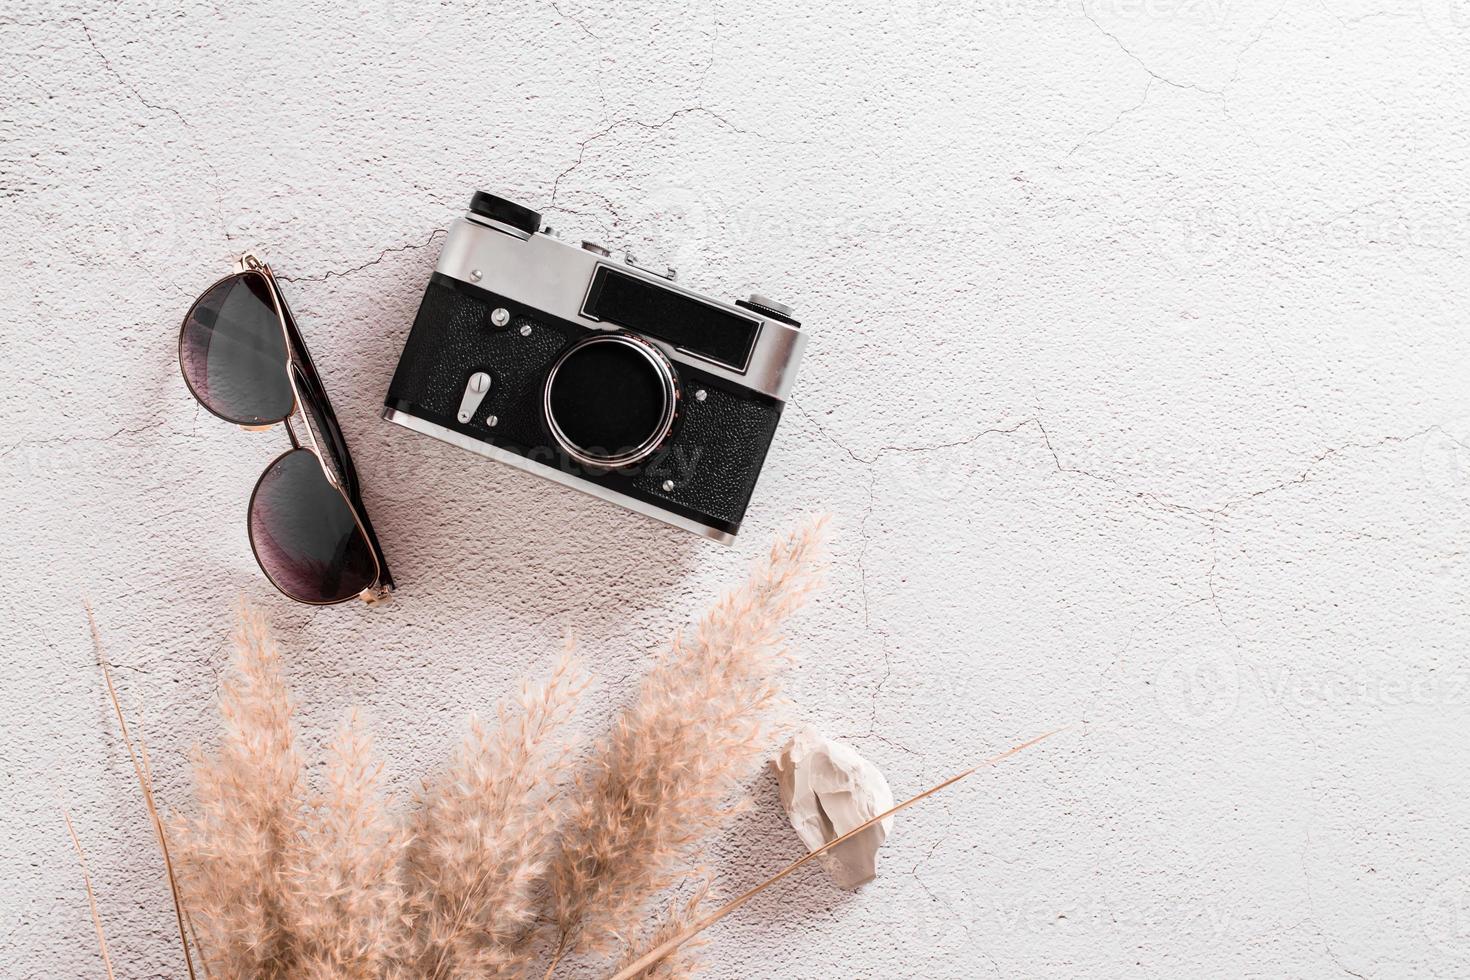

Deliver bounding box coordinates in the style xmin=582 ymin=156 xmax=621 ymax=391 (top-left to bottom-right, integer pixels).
xmin=179 ymin=255 xmax=394 ymax=605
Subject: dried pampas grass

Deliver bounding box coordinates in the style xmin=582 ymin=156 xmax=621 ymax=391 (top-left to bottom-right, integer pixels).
xmin=173 ymin=604 xmax=317 ymax=978
xmin=288 ymin=711 xmax=405 ymax=980
xmin=545 ymin=518 xmax=827 ymax=968
xmin=400 ymin=655 xmax=586 ymax=979
xmin=615 ymin=885 xmax=710 ymax=980
xmin=172 ymin=610 xmax=591 ymax=979
xmin=62 ymin=805 xmax=116 ymax=980
xmin=85 ymin=604 xmax=198 ymax=978
xmin=71 ymin=520 xmax=1068 ymax=979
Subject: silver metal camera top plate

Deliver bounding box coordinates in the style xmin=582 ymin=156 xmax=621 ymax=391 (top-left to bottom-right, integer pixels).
xmin=436 ymin=217 xmax=807 ymax=402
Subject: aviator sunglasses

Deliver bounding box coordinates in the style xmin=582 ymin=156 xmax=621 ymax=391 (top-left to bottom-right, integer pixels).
xmin=179 ymin=255 xmax=394 ymax=605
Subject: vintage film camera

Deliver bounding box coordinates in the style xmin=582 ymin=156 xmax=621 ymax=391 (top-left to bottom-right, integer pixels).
xmin=383 ymin=192 xmax=807 ymax=542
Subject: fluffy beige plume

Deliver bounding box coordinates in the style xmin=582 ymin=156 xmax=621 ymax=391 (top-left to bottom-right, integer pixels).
xmin=615 ymin=886 xmax=709 ymax=980
xmin=287 ymin=711 xmax=407 ymax=980
xmin=399 ymin=656 xmax=586 ymax=980
xmin=547 ymin=517 xmax=827 ymax=967
xmin=97 ymin=521 xmax=839 ymax=977
xmin=174 ymin=604 xmax=308 ymax=978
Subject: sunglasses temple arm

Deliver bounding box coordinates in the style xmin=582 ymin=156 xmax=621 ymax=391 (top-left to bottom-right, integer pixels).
xmin=288 ymin=366 xmax=394 ymax=590
xmin=355 ymin=501 xmax=395 ymax=592
xmin=285 ymin=344 xmax=393 ymax=590
xmin=270 ymin=273 xmax=395 ymax=593
xmin=276 ymin=296 xmax=366 ymax=497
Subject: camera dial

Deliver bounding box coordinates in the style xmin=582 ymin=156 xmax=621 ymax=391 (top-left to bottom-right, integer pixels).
xmin=543 ymin=333 xmax=679 ymax=469
xmin=737 ymin=293 xmax=800 ymax=326
xmin=469 ymin=191 xmax=541 ymax=236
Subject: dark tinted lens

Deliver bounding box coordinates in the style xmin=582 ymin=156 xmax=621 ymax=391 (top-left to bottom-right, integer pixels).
xmin=249 ymin=449 xmax=376 ymax=603
xmin=180 ymin=273 xmax=294 ymax=424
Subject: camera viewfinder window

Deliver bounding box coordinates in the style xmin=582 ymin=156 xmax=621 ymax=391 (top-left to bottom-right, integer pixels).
xmin=583 ymin=268 xmax=759 ymax=371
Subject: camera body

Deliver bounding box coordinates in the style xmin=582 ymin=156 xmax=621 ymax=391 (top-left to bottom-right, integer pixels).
xmin=383 ymin=192 xmax=808 ymax=543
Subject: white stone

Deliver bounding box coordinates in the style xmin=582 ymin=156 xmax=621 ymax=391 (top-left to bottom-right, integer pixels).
xmin=772 ymin=727 xmax=895 ymax=889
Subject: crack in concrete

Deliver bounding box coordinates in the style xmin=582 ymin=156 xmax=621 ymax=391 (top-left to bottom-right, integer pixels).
xmin=695 ymin=1 xmax=721 ymax=98
xmin=1224 ymin=0 xmax=1292 ymax=92
xmin=1301 ymin=829 xmax=1371 ymax=979
xmin=275 ymin=228 xmax=447 ymax=284
xmin=1031 ymin=418 xmax=1215 ymax=520
xmin=12 ymin=68 xmax=54 ymax=100
xmin=1081 ymin=592 xmax=1214 ymax=721
xmin=806 ymin=411 xmax=1442 ymax=529
xmin=1077 ymin=0 xmax=1291 ymax=165
xmin=794 ymin=402 xmax=1066 ymax=732
xmin=549 ymin=106 xmax=771 ymax=209
xmin=550 ymin=186 xmax=628 ymax=228
xmin=540 ymin=203 xmax=616 ymax=240
xmin=904 ymin=846 xmax=1005 ymax=979
xmin=1220 ymin=428 xmax=1438 ymax=513
xmin=865 ymin=633 xmax=895 ymax=736
xmin=75 ymin=20 xmax=232 ymax=243
xmin=806 ymin=405 xmax=1213 ymax=520
xmin=1198 ymin=426 xmax=1440 ymax=741
xmin=1203 ymin=520 xmax=1239 ymax=642
xmin=865 ymin=730 xmax=922 ymax=758
xmin=0 ymin=422 xmax=168 ymax=463
xmin=1069 ymin=79 xmax=1152 ymax=157
xmin=1338 ymin=8 xmax=1414 ymax=27
xmin=793 ymin=398 xmax=1451 ymax=743
xmin=545 ymin=0 xmax=598 ymax=38
xmin=1082 ymin=5 xmax=1223 ymax=95
xmin=79 ymin=21 xmax=185 ymax=126
xmin=104 ymin=660 xmax=153 ymax=676
xmin=76 ymin=19 xmax=233 ymax=245
xmin=856 ymin=468 xmax=878 ymax=628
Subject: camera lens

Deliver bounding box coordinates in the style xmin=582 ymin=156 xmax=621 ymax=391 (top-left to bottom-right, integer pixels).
xmin=544 ymin=334 xmax=677 ymax=469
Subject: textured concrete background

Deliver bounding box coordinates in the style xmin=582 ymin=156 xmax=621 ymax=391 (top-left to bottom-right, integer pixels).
xmin=3 ymin=0 xmax=1470 ymax=976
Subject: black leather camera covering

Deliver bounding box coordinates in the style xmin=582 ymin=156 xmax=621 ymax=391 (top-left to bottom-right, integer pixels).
xmin=385 ymin=274 xmax=784 ymax=534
